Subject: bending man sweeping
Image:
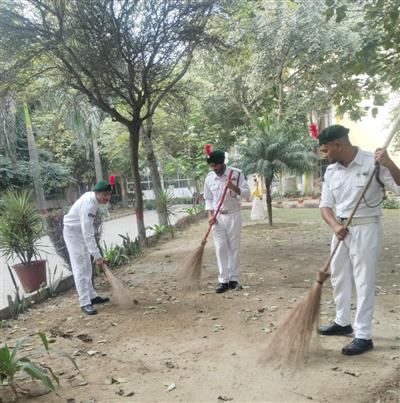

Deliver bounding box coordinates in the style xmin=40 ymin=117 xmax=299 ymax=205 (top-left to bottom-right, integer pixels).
xmin=63 ymin=180 xmax=112 ymax=315
xmin=204 ymin=148 xmax=250 ymax=293
xmin=318 ymin=125 xmax=400 ymax=355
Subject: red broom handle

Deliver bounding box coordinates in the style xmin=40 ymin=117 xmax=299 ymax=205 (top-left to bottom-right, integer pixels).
xmin=201 ymin=169 xmax=234 ymax=243
xmin=322 ymin=113 xmax=400 ymax=273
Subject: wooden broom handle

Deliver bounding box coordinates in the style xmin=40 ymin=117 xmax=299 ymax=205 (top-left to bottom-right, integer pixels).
xmin=202 ymin=169 xmax=234 ymax=243
xmin=322 ymin=113 xmax=400 ymax=273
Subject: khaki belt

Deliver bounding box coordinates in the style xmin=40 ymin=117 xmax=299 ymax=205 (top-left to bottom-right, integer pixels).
xmin=220 ymin=208 xmax=241 ymax=215
xmin=337 ymin=216 xmax=380 ymax=226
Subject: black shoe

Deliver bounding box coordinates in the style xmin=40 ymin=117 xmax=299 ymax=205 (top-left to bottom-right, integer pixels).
xmin=91 ymin=296 xmax=110 ymax=305
xmin=228 ymin=281 xmax=239 ymax=290
xmin=81 ymin=304 xmax=97 ymax=315
xmin=216 ymin=283 xmax=229 ymax=293
xmin=342 ymin=338 xmax=373 ymax=355
xmin=318 ymin=321 xmax=353 ymax=336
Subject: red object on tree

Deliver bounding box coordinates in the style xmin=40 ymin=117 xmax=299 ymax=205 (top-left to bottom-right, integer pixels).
xmin=204 ymin=143 xmax=212 ymax=156
xmin=309 ymin=123 xmax=318 ymax=139
xmin=109 ymin=175 xmax=115 ymax=185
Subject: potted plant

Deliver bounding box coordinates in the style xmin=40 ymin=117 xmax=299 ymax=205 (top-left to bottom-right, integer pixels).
xmin=0 ymin=190 xmax=46 ymax=293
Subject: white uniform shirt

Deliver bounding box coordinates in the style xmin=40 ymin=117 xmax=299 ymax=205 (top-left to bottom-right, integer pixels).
xmin=204 ymin=166 xmax=251 ymax=212
xmin=320 ymin=148 xmax=400 ymax=218
xmin=63 ymin=192 xmax=101 ymax=259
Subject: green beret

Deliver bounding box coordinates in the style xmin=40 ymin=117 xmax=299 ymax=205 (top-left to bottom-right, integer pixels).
xmin=318 ymin=124 xmax=349 ymax=145
xmin=93 ymin=180 xmax=112 ymax=192
xmin=206 ymin=150 xmax=225 ymax=164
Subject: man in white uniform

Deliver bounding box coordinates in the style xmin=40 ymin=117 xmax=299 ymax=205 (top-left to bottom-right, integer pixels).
xmin=318 ymin=125 xmax=400 ymax=355
xmin=63 ymin=180 xmax=112 ymax=315
xmin=204 ymin=149 xmax=250 ymax=293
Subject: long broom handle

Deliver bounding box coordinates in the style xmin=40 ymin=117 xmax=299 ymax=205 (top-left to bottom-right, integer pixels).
xmin=201 ymin=169 xmax=234 ymax=243
xmin=322 ymin=113 xmax=400 ymax=273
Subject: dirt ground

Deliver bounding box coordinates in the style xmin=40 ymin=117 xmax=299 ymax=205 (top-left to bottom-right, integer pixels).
xmin=1 ymin=208 xmax=399 ymax=403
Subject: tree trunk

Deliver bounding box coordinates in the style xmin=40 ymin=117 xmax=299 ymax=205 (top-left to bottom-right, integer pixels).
xmin=265 ymin=179 xmax=273 ymax=226
xmin=140 ymin=118 xmax=169 ymax=227
xmin=277 ymin=79 xmax=283 ymax=120
xmin=119 ymin=175 xmax=129 ymax=208
xmin=92 ymin=131 xmax=103 ymax=182
xmin=128 ymin=122 xmax=147 ymax=246
xmin=23 ymin=101 xmax=47 ymax=215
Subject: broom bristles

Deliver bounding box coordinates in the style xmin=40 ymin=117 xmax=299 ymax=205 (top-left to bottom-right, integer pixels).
xmin=263 ymin=270 xmax=329 ymax=367
xmin=178 ymin=243 xmax=206 ymax=291
xmin=103 ymin=266 xmax=135 ymax=307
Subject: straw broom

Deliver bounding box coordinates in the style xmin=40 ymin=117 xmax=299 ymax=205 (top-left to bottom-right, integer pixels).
xmin=101 ymin=264 xmax=136 ymax=307
xmin=263 ymin=115 xmax=400 ymax=367
xmin=179 ymin=170 xmax=234 ymax=291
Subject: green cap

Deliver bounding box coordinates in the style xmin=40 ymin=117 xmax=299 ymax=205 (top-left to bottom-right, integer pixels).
xmin=93 ymin=180 xmax=112 ymax=192
xmin=206 ymin=150 xmax=225 ymax=164
xmin=318 ymin=125 xmax=349 ymax=145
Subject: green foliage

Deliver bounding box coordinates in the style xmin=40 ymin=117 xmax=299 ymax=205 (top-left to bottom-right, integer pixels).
xmin=383 ymin=196 xmax=400 ymax=209
xmin=154 ymin=187 xmax=176 ymax=226
xmin=118 ymin=233 xmax=142 ymax=258
xmin=283 ymin=190 xmax=303 ymax=198
xmin=101 ymin=243 xmax=129 ymax=269
xmin=146 ymin=224 xmax=166 ymax=238
xmin=47 ymin=265 xmax=63 ymax=297
xmin=6 ymin=291 xmax=27 ymax=320
xmin=240 ymin=117 xmax=316 ymax=185
xmin=0 ymin=335 xmax=58 ymax=398
xmin=144 ymin=199 xmax=157 ymax=210
xmin=0 ymin=190 xmax=45 ymax=264
xmin=182 ymin=204 xmax=205 ymax=217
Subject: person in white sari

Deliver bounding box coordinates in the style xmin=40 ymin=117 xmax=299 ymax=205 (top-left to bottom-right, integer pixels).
xmin=250 ymin=176 xmax=265 ymax=220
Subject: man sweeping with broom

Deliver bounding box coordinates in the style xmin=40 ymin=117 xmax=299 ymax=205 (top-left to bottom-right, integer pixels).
xmin=204 ymin=147 xmax=250 ymax=293
xmin=318 ymin=125 xmax=400 ymax=355
xmin=63 ymin=180 xmax=113 ymax=315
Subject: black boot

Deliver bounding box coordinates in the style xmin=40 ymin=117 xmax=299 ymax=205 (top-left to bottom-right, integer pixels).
xmin=216 ymin=283 xmax=229 ymax=293
xmin=81 ymin=304 xmax=97 ymax=315
xmin=342 ymin=338 xmax=373 ymax=355
xmin=319 ymin=321 xmax=353 ymax=336
xmin=91 ymin=296 xmax=110 ymax=304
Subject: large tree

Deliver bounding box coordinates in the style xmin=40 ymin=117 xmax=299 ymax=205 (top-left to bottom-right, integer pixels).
xmin=0 ymin=0 xmax=217 ymax=244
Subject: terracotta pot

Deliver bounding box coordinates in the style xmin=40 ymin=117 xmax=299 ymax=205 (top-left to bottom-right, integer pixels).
xmin=13 ymin=260 xmax=47 ymax=293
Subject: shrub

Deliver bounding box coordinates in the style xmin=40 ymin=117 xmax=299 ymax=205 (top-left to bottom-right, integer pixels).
xmin=383 ymin=197 xmax=400 ymax=209
xmin=144 ymin=199 xmax=156 ymax=210
xmin=0 ymin=332 xmax=78 ymax=399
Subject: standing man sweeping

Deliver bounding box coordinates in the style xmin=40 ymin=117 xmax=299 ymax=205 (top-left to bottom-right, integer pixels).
xmin=318 ymin=125 xmax=400 ymax=355
xmin=63 ymin=180 xmax=112 ymax=315
xmin=204 ymin=148 xmax=250 ymax=293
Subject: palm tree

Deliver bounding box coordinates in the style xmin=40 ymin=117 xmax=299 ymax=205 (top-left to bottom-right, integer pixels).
xmin=240 ymin=117 xmax=316 ymax=225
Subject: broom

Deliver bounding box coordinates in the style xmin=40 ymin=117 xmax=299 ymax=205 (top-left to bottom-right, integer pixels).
xmin=263 ymin=114 xmax=400 ymax=367
xmin=101 ymin=264 xmax=136 ymax=307
xmin=179 ymin=170 xmax=234 ymax=291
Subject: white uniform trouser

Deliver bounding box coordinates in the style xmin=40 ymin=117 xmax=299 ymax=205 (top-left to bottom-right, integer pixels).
xmin=63 ymin=226 xmax=98 ymax=307
xmin=330 ymin=222 xmax=383 ymax=339
xmin=213 ymin=211 xmax=242 ymax=283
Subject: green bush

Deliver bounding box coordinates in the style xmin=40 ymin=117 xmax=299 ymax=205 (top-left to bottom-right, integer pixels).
xmin=144 ymin=199 xmax=157 ymax=210
xmin=283 ymin=190 xmax=302 ymax=198
xmin=0 ymin=190 xmax=45 ymax=264
xmin=0 ymin=332 xmax=78 ymax=399
xmin=383 ymin=197 xmax=400 ymax=209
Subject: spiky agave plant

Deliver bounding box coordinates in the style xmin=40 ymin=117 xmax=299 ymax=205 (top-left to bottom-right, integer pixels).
xmin=0 ymin=190 xmax=44 ymax=264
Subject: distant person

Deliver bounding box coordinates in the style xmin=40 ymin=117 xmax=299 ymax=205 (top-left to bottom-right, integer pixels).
xmin=63 ymin=180 xmax=112 ymax=315
xmin=318 ymin=125 xmax=400 ymax=355
xmin=204 ymin=148 xmax=250 ymax=293
xmin=250 ymin=176 xmax=265 ymax=220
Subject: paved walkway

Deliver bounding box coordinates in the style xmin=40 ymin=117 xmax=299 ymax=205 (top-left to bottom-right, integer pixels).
xmin=0 ymin=206 xmax=188 ymax=309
